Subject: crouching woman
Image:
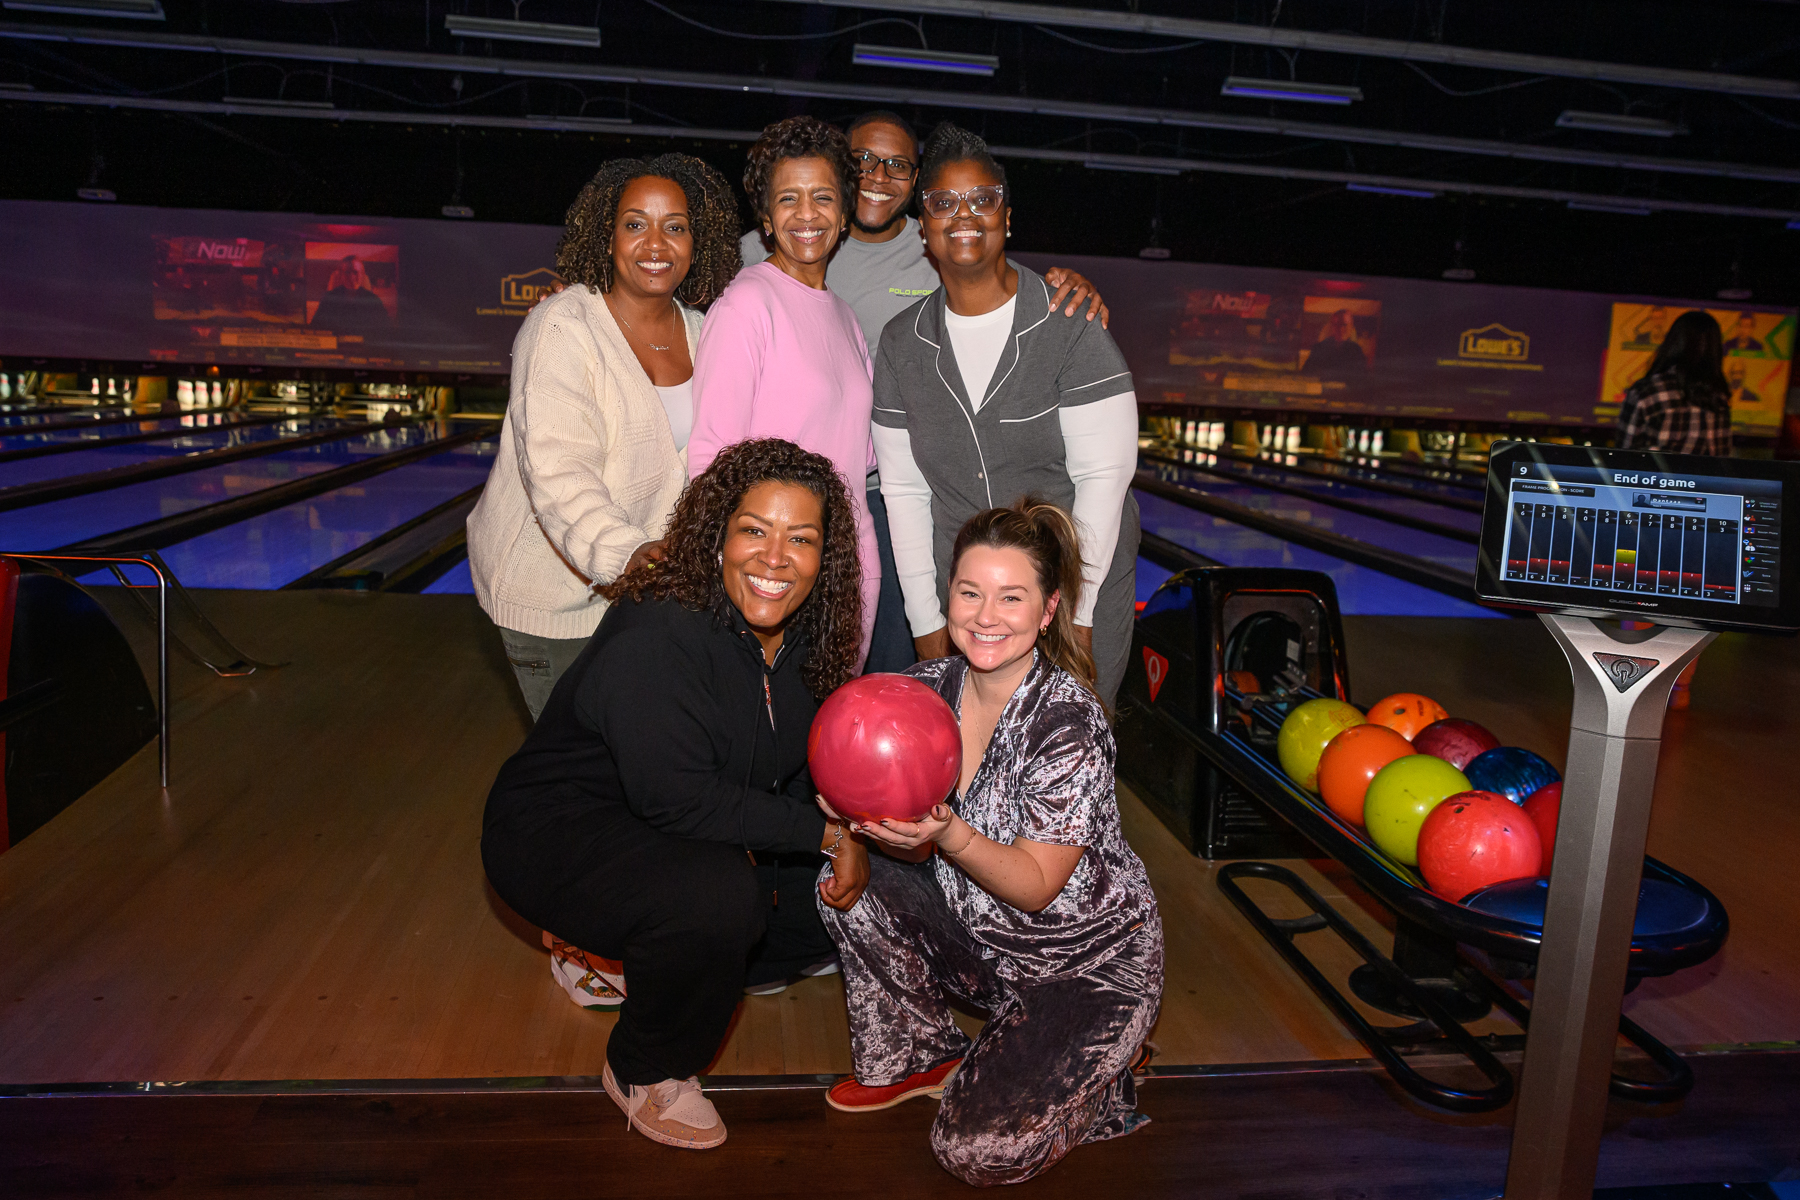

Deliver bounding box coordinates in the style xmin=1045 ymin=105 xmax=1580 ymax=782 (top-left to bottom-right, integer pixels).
xmin=482 ymin=437 xmax=871 ymax=1151
xmin=817 ymin=499 xmax=1162 ymax=1186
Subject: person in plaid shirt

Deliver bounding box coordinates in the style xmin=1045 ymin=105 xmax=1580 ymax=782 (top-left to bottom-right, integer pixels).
xmin=1617 ymin=310 xmax=1734 ymax=456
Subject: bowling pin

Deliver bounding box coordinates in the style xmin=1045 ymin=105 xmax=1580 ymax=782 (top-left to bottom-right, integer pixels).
xmin=177 ymin=380 xmax=194 ymax=411
xmin=0 ymin=373 xmax=10 ymax=401
xmin=1372 ymin=430 xmax=1385 ymax=454
xmin=1286 ymin=425 xmax=1300 ymax=452
xmin=91 ymin=377 xmax=101 ymax=396
xmin=1211 ymin=420 xmax=1225 ymax=449
xmin=211 ymin=380 xmax=223 ymax=406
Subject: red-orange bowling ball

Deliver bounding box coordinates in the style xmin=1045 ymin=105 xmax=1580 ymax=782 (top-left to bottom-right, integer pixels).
xmin=1523 ymin=782 xmax=1562 ymax=873
xmin=808 ymin=674 xmax=962 ymax=825
xmin=1417 ymin=790 xmax=1544 ymax=901
xmin=1366 ymin=693 xmax=1450 ymax=741
xmin=1317 ymin=724 xmax=1415 ymax=826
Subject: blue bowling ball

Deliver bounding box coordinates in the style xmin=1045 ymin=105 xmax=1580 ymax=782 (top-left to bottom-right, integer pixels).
xmin=1463 ymin=746 xmax=1561 ymax=806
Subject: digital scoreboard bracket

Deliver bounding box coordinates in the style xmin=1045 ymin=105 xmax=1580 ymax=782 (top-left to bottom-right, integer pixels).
xmin=1476 ymin=444 xmax=1796 ymax=1198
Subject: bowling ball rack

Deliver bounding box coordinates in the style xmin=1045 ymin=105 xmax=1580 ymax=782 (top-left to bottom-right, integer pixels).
xmin=1117 ymin=565 xmax=1728 ymax=1114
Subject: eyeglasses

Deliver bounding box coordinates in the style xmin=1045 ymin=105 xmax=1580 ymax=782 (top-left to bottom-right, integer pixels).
xmin=853 ymin=150 xmax=917 ymax=180
xmin=919 ymin=185 xmax=1007 ymax=220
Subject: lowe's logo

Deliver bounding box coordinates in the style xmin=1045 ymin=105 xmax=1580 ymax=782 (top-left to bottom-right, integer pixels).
xmin=502 ymin=268 xmax=563 ymax=306
xmin=1459 ymin=323 xmax=1530 ymax=361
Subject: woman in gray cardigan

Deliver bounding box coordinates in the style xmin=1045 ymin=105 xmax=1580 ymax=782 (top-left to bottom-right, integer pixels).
xmin=871 ymin=125 xmax=1140 ymax=705
xmin=468 ymin=153 xmax=741 ymax=718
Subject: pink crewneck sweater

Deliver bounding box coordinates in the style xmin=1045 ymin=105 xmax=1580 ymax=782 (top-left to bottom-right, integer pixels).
xmin=689 ymin=260 xmax=879 ymax=661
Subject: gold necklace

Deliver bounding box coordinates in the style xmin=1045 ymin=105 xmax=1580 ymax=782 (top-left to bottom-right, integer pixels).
xmin=614 ymin=300 xmax=676 ymax=351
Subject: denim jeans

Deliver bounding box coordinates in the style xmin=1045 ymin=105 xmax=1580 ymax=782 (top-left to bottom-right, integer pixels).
xmin=864 ymin=485 xmax=917 ymax=675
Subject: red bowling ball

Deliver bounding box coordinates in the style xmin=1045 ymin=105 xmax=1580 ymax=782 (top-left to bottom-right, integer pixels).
xmin=808 ymin=674 xmax=963 ymax=825
xmin=1523 ymin=782 xmax=1563 ymax=873
xmin=1412 ymin=718 xmax=1502 ymax=772
xmin=1417 ymin=790 xmax=1544 ymax=902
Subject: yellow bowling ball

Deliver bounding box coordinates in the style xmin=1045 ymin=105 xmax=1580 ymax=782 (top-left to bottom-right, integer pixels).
xmin=1277 ymin=698 xmax=1366 ymax=793
xmin=1363 ymin=754 xmax=1472 ymax=867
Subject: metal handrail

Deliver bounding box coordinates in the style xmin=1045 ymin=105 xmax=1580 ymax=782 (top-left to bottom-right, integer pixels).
xmin=1 ymin=551 xmax=169 ymax=788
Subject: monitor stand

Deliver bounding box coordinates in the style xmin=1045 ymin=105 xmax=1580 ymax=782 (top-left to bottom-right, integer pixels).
xmin=1503 ymin=614 xmax=1717 ymax=1199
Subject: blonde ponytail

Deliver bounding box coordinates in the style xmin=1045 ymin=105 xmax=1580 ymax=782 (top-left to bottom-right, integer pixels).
xmin=949 ymin=496 xmax=1102 ymax=703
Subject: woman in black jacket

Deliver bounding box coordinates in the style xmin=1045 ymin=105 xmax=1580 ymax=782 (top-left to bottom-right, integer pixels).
xmin=481 ymin=438 xmax=870 ymax=1151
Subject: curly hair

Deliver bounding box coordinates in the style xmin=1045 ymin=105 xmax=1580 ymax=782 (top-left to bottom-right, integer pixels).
xmin=919 ymin=121 xmax=1009 ymax=193
xmin=555 ymin=153 xmax=741 ymax=307
xmin=601 ymin=438 xmax=864 ymax=699
xmin=741 ymin=115 xmax=859 ymax=227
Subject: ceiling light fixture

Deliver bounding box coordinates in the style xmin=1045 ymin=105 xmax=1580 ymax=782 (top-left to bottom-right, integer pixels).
xmin=3 ymin=0 xmax=162 ymax=17
xmin=851 ymin=44 xmax=997 ymax=76
xmin=1566 ymin=200 xmax=1652 ymax=216
xmin=1347 ymin=182 xmax=1436 ymax=199
xmin=221 ymin=96 xmax=334 ymax=110
xmin=1556 ymin=110 xmax=1686 ymax=138
xmin=444 ymin=14 xmax=601 ymax=48
xmin=1083 ymin=159 xmax=1181 ymax=176
xmin=1221 ymin=76 xmax=1361 ymax=105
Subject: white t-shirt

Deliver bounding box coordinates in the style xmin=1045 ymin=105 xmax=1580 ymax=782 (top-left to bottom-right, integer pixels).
xmin=654 ymin=380 xmax=693 ymax=451
xmin=943 ymin=296 xmax=1017 ymax=412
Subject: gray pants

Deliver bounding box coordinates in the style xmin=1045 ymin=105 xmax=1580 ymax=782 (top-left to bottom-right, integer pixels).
xmin=1091 ymin=495 xmax=1141 ymax=710
xmin=819 ymin=854 xmax=1162 ymax=1187
xmin=498 ymin=625 xmax=590 ymax=721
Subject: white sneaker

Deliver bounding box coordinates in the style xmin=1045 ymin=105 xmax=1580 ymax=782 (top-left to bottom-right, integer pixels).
xmin=602 ymin=1062 xmax=728 ymax=1150
xmin=547 ymin=939 xmax=625 ymax=1010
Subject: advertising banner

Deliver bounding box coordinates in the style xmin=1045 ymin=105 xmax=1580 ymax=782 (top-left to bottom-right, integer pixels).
xmin=1013 ymin=252 xmax=1795 ymax=430
xmin=0 ymin=200 xmax=561 ymax=374
xmin=3 ymin=200 xmax=1793 ymax=432
xmin=1598 ymin=304 xmax=1795 ymax=433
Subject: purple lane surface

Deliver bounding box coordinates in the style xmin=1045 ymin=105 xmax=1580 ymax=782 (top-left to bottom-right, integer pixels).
xmin=1136 ymin=557 xmax=1173 ymax=603
xmin=1304 ymin=455 xmax=1485 ymax=501
xmin=1134 ymin=489 xmax=1498 ymax=618
xmin=141 ymin=440 xmax=498 ymax=588
xmin=0 ymin=417 xmax=315 ymax=488
xmin=6 ymin=423 xmax=445 ymax=553
xmin=422 ymin=556 xmax=475 ymax=595
xmin=1140 ymin=461 xmax=1478 ymax=576
xmin=1156 ymin=453 xmax=1483 ymax=536
xmin=0 ymin=412 xmax=238 ymax=453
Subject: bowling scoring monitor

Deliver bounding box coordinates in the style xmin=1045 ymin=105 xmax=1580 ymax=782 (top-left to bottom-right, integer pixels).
xmin=1476 ymin=442 xmax=1800 ymax=633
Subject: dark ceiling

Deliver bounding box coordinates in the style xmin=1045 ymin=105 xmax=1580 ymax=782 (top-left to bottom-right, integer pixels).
xmin=4 ymin=0 xmax=1800 ymax=303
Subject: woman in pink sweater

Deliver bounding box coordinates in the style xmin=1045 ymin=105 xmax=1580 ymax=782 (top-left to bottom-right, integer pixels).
xmin=689 ymin=116 xmax=878 ymax=659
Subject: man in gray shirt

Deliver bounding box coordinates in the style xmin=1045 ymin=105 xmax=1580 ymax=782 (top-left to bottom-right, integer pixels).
xmin=741 ymin=111 xmax=1110 ymax=673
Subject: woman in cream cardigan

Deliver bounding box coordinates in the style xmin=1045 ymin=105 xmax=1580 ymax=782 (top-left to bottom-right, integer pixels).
xmin=469 ymin=153 xmax=742 ymax=718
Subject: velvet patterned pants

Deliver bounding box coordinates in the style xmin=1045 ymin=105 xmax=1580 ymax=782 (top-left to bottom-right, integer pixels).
xmin=819 ymin=853 xmax=1163 ymax=1187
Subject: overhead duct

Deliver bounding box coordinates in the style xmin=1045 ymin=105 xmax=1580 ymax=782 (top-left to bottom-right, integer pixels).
xmin=3 ymin=22 xmax=1798 ymax=186
xmin=753 ymin=0 xmax=1800 ymax=101
xmin=9 ymin=88 xmax=1799 ymax=224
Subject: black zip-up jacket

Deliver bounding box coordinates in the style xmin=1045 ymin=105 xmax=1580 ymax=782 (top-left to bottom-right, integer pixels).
xmin=482 ymin=593 xmax=827 ymax=855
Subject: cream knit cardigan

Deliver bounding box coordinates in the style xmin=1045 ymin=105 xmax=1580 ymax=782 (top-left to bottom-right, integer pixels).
xmin=467 ymin=285 xmax=702 ymax=641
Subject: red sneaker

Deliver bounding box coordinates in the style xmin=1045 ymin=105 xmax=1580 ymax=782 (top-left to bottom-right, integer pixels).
xmin=826 ymin=1058 xmax=961 ymax=1113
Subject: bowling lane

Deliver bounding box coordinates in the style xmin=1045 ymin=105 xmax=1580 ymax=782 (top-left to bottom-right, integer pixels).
xmin=1135 ymin=489 xmax=1497 ymax=618
xmin=421 ymin=557 xmax=475 ymax=594
xmin=6 ymin=423 xmax=450 ymax=553
xmin=0 ymin=416 xmax=326 ymax=488
xmin=1141 ymin=460 xmax=1479 ymax=577
xmin=0 ymin=410 xmax=247 ymax=452
xmin=1153 ymin=451 xmax=1482 ymax=537
xmin=143 ymin=438 xmax=499 ymax=588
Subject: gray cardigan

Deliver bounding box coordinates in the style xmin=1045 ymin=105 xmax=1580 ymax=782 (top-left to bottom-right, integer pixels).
xmin=871 ymin=264 xmax=1138 ymax=620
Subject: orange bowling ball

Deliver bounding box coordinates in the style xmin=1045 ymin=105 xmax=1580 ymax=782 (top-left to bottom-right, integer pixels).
xmin=1366 ymin=693 xmax=1449 ymax=741
xmin=1317 ymin=724 xmax=1416 ymax=825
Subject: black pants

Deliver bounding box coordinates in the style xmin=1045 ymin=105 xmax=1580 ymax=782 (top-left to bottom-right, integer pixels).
xmin=482 ymin=807 xmax=835 ymax=1085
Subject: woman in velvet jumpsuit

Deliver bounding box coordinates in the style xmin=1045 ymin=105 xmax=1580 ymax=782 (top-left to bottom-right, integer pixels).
xmin=817 ymin=499 xmax=1163 ymax=1187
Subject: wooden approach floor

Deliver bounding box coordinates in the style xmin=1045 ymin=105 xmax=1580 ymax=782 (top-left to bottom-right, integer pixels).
xmin=0 ymin=591 xmax=1795 ymax=1087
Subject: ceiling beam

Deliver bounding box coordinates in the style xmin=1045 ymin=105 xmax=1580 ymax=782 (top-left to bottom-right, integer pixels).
xmin=754 ymin=0 xmax=1800 ymax=101
xmin=10 ymin=88 xmax=1799 ymax=223
xmin=4 ymin=21 xmax=1799 ymax=186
